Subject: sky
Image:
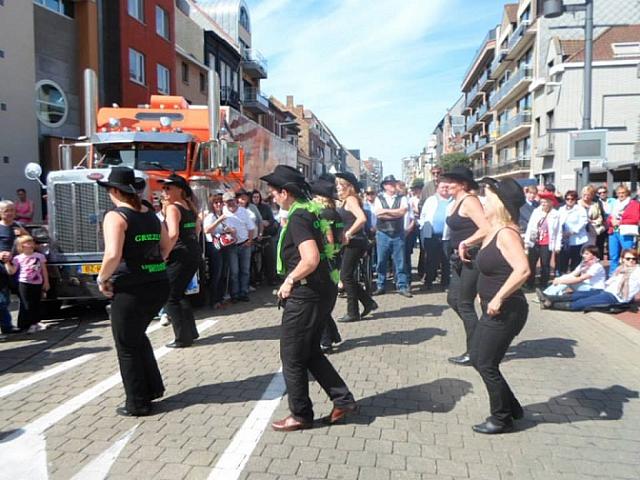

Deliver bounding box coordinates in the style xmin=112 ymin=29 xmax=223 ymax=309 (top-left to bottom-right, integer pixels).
xmin=246 ymin=0 xmax=511 ymax=178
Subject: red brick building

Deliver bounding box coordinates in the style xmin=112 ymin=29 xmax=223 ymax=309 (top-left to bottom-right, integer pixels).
xmin=101 ymin=0 xmax=176 ymax=107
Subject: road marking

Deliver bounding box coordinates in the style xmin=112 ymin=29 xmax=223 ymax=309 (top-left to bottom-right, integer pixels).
xmin=0 ymin=319 xmax=219 ymax=480
xmin=208 ymin=368 xmax=285 ymax=480
xmin=0 ymin=353 xmax=97 ymax=399
xmin=0 ymin=319 xmax=168 ymax=401
xmin=70 ymin=424 xmax=139 ymax=480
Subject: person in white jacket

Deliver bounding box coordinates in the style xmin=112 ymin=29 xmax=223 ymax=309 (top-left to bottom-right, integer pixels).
xmin=556 ymin=190 xmax=588 ymax=274
xmin=419 ymin=182 xmax=452 ymax=289
xmin=524 ymin=197 xmax=561 ymax=288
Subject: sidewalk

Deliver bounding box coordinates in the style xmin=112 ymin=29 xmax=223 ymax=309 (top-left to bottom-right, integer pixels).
xmin=0 ymin=285 xmax=638 ymax=480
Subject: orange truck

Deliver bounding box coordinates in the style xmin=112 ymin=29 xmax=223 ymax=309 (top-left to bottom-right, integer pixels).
xmin=24 ymin=69 xmax=254 ymax=311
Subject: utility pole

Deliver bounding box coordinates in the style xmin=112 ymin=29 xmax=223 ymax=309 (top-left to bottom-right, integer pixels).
xmin=544 ymin=0 xmax=594 ymax=188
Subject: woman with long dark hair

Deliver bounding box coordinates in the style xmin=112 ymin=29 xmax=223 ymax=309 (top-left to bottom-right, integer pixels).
xmin=95 ymin=167 xmax=170 ymax=416
xmin=158 ymin=174 xmax=201 ymax=348
xmin=442 ymin=167 xmax=490 ymax=366
xmin=335 ymin=172 xmax=377 ymax=322
xmin=470 ymin=178 xmax=529 ymax=434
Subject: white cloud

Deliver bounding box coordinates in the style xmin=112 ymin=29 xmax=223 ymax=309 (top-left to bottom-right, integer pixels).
xmin=248 ymin=0 xmax=495 ymax=176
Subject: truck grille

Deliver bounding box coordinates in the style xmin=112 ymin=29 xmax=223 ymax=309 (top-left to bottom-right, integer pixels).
xmin=52 ymin=182 xmax=111 ymax=254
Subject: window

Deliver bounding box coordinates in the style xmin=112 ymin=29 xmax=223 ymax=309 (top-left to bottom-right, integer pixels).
xmin=0 ymin=50 xmax=4 ymax=58
xmin=129 ymin=48 xmax=145 ymax=85
xmin=199 ymin=72 xmax=206 ymax=93
xmin=35 ymin=80 xmax=68 ymax=127
xmin=157 ymin=64 xmax=170 ymax=94
xmin=239 ymin=6 xmax=250 ymax=32
xmin=181 ymin=62 xmax=189 ymax=84
xmin=34 ymin=0 xmax=74 ymax=17
xmin=156 ymin=6 xmax=169 ymax=39
xmin=127 ymin=0 xmax=144 ymax=22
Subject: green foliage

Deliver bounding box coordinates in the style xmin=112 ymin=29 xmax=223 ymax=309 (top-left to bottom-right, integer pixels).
xmin=440 ymin=153 xmax=472 ymax=171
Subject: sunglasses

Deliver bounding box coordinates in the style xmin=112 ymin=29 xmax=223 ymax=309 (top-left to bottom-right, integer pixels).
xmin=598 ymin=191 xmax=607 ymax=194
xmin=565 ymin=197 xmax=577 ymax=201
xmin=623 ymin=257 xmax=637 ymax=261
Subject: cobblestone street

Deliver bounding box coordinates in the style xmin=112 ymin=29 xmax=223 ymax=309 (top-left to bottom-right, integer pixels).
xmin=1 ymin=283 xmax=639 ymax=480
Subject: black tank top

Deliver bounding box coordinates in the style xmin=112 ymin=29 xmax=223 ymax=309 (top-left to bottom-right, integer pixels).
xmin=476 ymin=228 xmax=524 ymax=301
xmin=174 ymin=204 xmax=199 ymax=250
xmin=447 ymin=196 xmax=479 ymax=248
xmin=337 ymin=205 xmax=365 ymax=241
xmin=112 ymin=207 xmax=167 ymax=288
xmin=321 ymin=208 xmax=344 ymax=245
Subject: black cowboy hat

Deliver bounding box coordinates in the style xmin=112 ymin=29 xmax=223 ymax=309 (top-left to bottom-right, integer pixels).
xmin=480 ymin=177 xmax=525 ymax=222
xmin=380 ymin=175 xmax=397 ymax=189
xmin=310 ymin=178 xmax=339 ymax=200
xmin=261 ymin=165 xmax=309 ymax=197
xmin=157 ymin=173 xmax=193 ymax=197
xmin=441 ymin=166 xmax=479 ymax=190
xmin=96 ymin=166 xmax=145 ymax=194
xmin=335 ymin=171 xmax=361 ymax=193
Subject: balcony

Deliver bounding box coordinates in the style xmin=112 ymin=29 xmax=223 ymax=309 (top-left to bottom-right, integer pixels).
xmin=465 ymin=142 xmax=477 ymax=156
xmin=497 ymin=111 xmax=531 ymax=142
xmin=487 ymin=157 xmax=531 ymax=177
xmin=476 ymin=101 xmax=491 ymax=121
xmin=490 ymin=48 xmax=510 ymax=80
xmin=477 ymin=135 xmax=490 ymax=149
xmin=462 ymin=28 xmax=497 ymax=85
xmin=243 ymin=87 xmax=270 ymax=114
xmin=466 ymin=112 xmax=479 ymax=132
xmin=507 ymin=20 xmax=534 ymax=60
xmin=241 ymin=48 xmax=268 ymax=79
xmin=478 ymin=69 xmax=493 ymax=91
xmin=536 ymin=133 xmax=555 ymax=156
xmin=491 ymin=66 xmax=533 ymax=111
xmin=473 ymin=165 xmax=488 ymax=179
xmin=220 ymin=86 xmax=240 ymax=106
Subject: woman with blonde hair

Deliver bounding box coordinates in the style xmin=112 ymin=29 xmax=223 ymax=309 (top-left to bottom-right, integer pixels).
xmin=335 ymin=172 xmax=377 ymax=322
xmin=158 ymin=174 xmax=202 ymax=348
xmin=470 ymin=178 xmax=529 ymax=434
xmin=578 ymin=185 xmax=604 ymax=246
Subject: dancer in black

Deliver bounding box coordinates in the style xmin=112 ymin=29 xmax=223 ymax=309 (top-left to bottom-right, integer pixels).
xmin=158 ymin=174 xmax=201 ymax=348
xmin=335 ymin=171 xmax=377 ymax=322
xmin=442 ymin=167 xmax=490 ymax=366
xmin=96 ymin=167 xmax=170 ymax=416
xmin=262 ymin=166 xmax=357 ymax=432
xmin=310 ymin=175 xmax=343 ymax=353
xmin=471 ymin=178 xmax=529 ymax=434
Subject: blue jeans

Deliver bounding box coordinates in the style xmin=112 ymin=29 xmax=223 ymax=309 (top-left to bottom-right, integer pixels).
xmin=228 ymin=243 xmax=252 ymax=298
xmin=568 ymin=289 xmax=619 ymax=310
xmin=376 ymin=231 xmax=408 ymax=291
xmin=0 ymin=287 xmax=13 ymax=332
xmin=608 ymin=232 xmax=636 ymax=273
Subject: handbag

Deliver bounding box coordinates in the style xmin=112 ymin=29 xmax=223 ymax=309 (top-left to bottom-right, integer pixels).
xmin=212 ymin=219 xmax=237 ymax=250
xmin=619 ymin=224 xmax=639 ymax=236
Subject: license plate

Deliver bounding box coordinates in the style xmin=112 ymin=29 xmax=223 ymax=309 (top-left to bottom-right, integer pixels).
xmin=79 ymin=264 xmax=101 ymax=275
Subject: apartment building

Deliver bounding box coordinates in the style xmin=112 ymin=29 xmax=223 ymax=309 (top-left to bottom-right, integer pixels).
xmin=458 ymin=0 xmax=640 ymax=191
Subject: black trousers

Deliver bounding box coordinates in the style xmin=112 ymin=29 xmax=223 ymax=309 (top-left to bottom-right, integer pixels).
xmin=262 ymin=236 xmax=277 ymax=283
xmin=18 ymin=282 xmax=42 ymax=330
xmin=447 ymin=252 xmax=480 ymax=353
xmin=320 ymin=281 xmax=341 ymax=347
xmin=280 ymin=289 xmax=355 ymax=422
xmin=110 ymin=281 xmax=169 ymax=411
xmin=527 ymin=244 xmax=552 ymax=288
xmin=205 ymin=242 xmax=224 ymax=306
xmin=423 ymin=236 xmax=449 ymax=286
xmin=470 ymin=296 xmax=528 ymax=426
xmin=595 ymin=230 xmax=608 ymax=260
xmin=340 ymin=243 xmax=374 ymax=318
xmin=558 ymin=244 xmax=582 ymax=274
xmin=166 ymin=251 xmax=200 ymax=345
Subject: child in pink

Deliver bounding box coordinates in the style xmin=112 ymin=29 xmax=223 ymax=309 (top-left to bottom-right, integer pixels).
xmin=4 ymin=236 xmax=49 ymax=332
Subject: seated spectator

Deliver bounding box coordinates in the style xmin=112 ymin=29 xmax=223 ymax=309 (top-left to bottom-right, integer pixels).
xmin=540 ymin=248 xmax=640 ymax=311
xmin=540 ymin=245 xmax=605 ymax=296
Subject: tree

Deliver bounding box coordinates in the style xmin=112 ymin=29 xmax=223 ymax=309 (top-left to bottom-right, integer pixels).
xmin=440 ymin=152 xmax=472 ymax=171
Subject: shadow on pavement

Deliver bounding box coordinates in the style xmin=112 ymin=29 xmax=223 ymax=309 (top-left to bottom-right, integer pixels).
xmin=368 ymin=303 xmax=448 ymax=320
xmin=0 ymin=344 xmax=111 ymax=374
xmin=517 ymin=384 xmax=639 ymax=431
xmin=504 ymin=337 xmax=578 ymax=361
xmin=335 ymin=327 xmax=447 ymax=353
xmin=196 ymin=324 xmax=280 ymax=345
xmin=349 ymin=378 xmax=473 ymax=424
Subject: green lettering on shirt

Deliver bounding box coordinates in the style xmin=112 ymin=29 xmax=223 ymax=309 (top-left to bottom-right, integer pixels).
xmin=140 ymin=262 xmax=167 ymax=273
xmin=134 ymin=233 xmax=161 ymax=242
xmin=183 ymin=222 xmax=197 ymax=229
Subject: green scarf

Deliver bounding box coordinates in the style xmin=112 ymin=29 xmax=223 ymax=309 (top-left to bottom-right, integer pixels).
xmin=276 ymin=199 xmax=340 ymax=284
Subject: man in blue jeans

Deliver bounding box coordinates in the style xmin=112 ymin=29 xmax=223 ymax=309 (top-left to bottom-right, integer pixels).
xmin=373 ymin=175 xmax=412 ymax=298
xmin=222 ymin=192 xmax=256 ymax=302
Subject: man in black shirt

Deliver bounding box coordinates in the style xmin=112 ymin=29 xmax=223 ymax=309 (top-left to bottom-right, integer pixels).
xmin=261 ymin=166 xmax=357 ymax=431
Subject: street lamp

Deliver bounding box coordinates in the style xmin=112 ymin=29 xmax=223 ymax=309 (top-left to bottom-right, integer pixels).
xmin=543 ymin=0 xmax=594 ymax=187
